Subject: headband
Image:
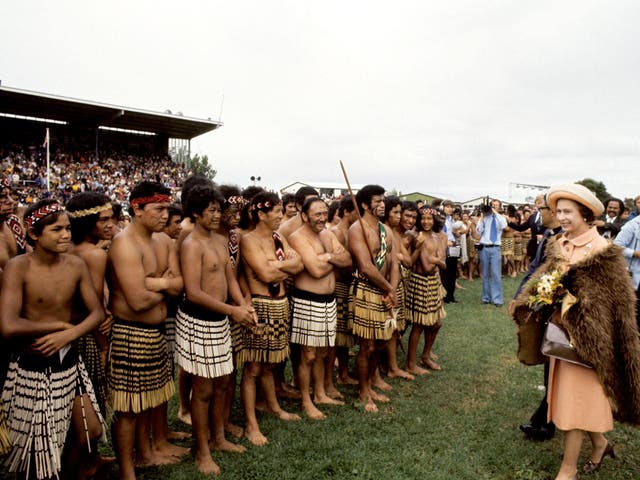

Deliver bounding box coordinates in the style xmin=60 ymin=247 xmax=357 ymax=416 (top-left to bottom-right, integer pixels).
xmin=252 ymin=201 xmax=277 ymax=211
xmin=25 ymin=202 xmax=65 ymax=229
xmin=225 ymin=195 xmax=244 ymax=205
xmin=130 ymin=194 xmax=171 ymax=207
xmin=420 ymin=207 xmax=438 ymax=216
xmin=67 ymin=202 xmax=112 ymax=219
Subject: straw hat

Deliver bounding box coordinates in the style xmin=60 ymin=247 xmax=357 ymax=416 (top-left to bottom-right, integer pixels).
xmin=546 ymin=183 xmax=604 ymax=217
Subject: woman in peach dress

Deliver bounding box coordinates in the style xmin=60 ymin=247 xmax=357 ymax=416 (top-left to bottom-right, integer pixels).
xmin=515 ymin=184 xmax=640 ymax=480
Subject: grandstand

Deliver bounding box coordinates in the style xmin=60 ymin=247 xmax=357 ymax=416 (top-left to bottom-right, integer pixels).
xmin=0 ymin=84 xmax=222 ymax=205
xmin=0 ymin=84 xmax=221 ymax=161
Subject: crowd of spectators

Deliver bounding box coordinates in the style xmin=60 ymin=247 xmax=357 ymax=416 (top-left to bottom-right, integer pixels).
xmin=0 ymin=144 xmax=189 ymax=209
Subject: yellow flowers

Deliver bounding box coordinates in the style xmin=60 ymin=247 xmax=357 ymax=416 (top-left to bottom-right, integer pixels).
xmin=526 ymin=271 xmax=565 ymax=311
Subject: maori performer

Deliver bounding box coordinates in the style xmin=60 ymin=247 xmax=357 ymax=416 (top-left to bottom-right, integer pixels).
xmin=348 ymin=185 xmax=399 ymax=413
xmin=404 ymin=206 xmax=447 ymax=375
xmin=0 ymin=199 xmax=106 ymax=480
xmin=238 ymin=192 xmax=303 ymax=446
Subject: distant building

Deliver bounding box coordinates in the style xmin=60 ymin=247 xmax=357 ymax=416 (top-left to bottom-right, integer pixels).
xmin=279 ymin=181 xmax=364 ymax=199
xmin=398 ymin=192 xmax=438 ymax=204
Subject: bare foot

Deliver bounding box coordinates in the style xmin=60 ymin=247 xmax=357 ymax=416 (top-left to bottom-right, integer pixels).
xmin=177 ymin=409 xmax=192 ymax=426
xmin=455 ymin=282 xmax=466 ymax=289
xmin=167 ymin=430 xmax=191 ymax=441
xmin=225 ymin=422 xmax=244 ymax=438
xmin=430 ymin=352 xmax=439 ymax=360
xmin=211 ymin=438 xmax=247 ymax=453
xmin=325 ymin=386 xmax=344 ymax=400
xmin=135 ymin=452 xmax=180 ymax=467
xmin=387 ymin=367 xmax=415 ymax=380
xmin=373 ymin=376 xmax=393 ymax=391
xmin=255 ymin=399 xmax=268 ymax=412
xmin=314 ymin=394 xmax=345 ymax=406
xmin=357 ymin=396 xmax=379 ymax=413
xmin=78 ymin=454 xmax=115 ymax=480
xmin=421 ymin=358 xmax=442 ymax=371
xmin=245 ymin=425 xmax=268 ymax=446
xmin=195 ymin=454 xmax=221 ymax=476
xmin=277 ymin=384 xmax=301 ymax=399
xmin=370 ymin=389 xmax=390 ymax=403
xmin=303 ymin=402 xmax=327 ymax=420
xmin=275 ymin=409 xmax=301 ymax=421
xmin=337 ymin=375 xmax=358 ymax=385
xmin=154 ymin=441 xmax=190 ymax=458
xmin=404 ymin=363 xmax=430 ymax=376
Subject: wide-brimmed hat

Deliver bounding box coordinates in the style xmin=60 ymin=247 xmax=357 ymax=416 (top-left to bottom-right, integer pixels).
xmin=546 ymin=183 xmax=604 ymax=217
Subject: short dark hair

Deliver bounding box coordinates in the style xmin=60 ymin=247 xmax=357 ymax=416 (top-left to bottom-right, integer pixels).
xmin=167 ymin=203 xmax=182 ymax=221
xmin=181 ymin=175 xmax=213 ymax=207
xmin=250 ymin=192 xmax=281 ymax=224
xmin=338 ymin=195 xmax=355 ymax=217
xmin=282 ymin=193 xmax=295 ymax=207
xmin=604 ymin=197 xmax=624 ymax=214
xmin=300 ymin=196 xmax=325 ymax=217
xmin=401 ymin=200 xmax=418 ymax=213
xmin=327 ymin=201 xmax=339 ymax=223
xmin=239 ymin=186 xmax=266 ymax=230
xmin=355 ymin=185 xmax=385 ymax=215
xmin=129 ymin=181 xmax=171 ymax=215
xmin=382 ymin=196 xmax=401 ymax=222
xmin=66 ymin=192 xmax=112 ymax=245
xmin=24 ymin=199 xmax=66 ymax=246
xmin=184 ymin=185 xmax=224 ymax=222
xmin=295 ymin=186 xmax=319 ymax=207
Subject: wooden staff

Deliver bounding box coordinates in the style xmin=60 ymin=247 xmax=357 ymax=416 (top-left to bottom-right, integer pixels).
xmin=339 ymin=160 xmax=376 ymax=263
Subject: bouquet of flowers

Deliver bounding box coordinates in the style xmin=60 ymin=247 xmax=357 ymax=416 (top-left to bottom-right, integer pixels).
xmin=526 ymin=270 xmax=565 ymax=311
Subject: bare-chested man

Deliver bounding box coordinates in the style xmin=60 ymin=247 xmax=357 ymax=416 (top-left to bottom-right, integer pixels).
xmin=238 ymin=192 xmax=303 ymax=446
xmin=288 ymin=197 xmax=351 ymax=419
xmin=404 ymin=206 xmax=447 ymax=375
xmin=382 ymin=196 xmax=414 ymax=381
xmin=348 ymin=185 xmax=399 ymax=413
xmin=330 ymin=195 xmax=358 ymax=386
xmin=0 ymin=199 xmax=105 ymax=480
xmin=278 ymin=186 xmax=319 ymax=239
xmin=176 ymin=185 xmax=256 ymax=475
xmin=175 ymin=175 xmax=214 ymax=426
xmin=107 ymin=181 xmax=185 ymax=480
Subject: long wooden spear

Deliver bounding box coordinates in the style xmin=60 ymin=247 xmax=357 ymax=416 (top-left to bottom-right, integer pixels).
xmin=339 ymin=160 xmax=376 ymax=263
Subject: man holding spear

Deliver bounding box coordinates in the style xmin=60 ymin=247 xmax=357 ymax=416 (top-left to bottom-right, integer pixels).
xmin=347 ymin=183 xmax=399 ymax=413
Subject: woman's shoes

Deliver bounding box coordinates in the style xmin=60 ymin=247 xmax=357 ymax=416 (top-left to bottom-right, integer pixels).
xmin=583 ymin=441 xmax=615 ymax=473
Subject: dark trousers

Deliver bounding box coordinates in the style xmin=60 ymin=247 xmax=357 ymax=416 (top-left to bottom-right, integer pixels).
xmin=443 ymin=255 xmax=458 ymax=302
xmin=529 ymin=361 xmax=555 ymax=432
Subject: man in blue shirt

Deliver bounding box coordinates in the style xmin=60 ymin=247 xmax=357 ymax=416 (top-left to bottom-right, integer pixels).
xmin=614 ymin=215 xmax=640 ymax=329
xmin=472 ymin=199 xmax=507 ymax=306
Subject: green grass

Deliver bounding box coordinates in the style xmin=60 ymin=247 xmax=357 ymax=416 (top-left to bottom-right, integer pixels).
xmin=8 ymin=275 xmax=640 ymax=479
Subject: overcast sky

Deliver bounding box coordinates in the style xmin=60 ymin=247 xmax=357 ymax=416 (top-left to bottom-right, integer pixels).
xmin=2 ymin=1 xmax=639 ymax=201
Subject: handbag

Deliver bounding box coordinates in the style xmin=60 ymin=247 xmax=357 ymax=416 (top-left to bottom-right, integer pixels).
xmin=516 ymin=312 xmax=547 ymax=366
xmin=541 ymin=320 xmax=592 ymax=369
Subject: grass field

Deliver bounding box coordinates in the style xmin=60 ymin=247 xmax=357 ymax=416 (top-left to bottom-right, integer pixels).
xmin=13 ymin=275 xmax=640 ymax=479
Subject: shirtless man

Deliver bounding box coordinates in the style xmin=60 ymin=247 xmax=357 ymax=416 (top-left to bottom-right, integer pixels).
xmin=175 ymin=175 xmax=214 ymax=426
xmin=238 ymin=192 xmax=303 ymax=445
xmin=0 ymin=199 xmax=105 ymax=480
xmin=404 ymin=207 xmax=447 ymax=375
xmin=281 ymin=193 xmax=297 ymax=219
xmin=177 ymin=185 xmax=256 ymax=475
xmin=330 ymin=195 xmax=358 ymax=386
xmin=216 ymin=185 xmax=247 ymax=439
xmin=288 ymin=197 xmax=351 ymax=419
xmin=348 ymin=185 xmax=399 ymax=413
xmin=382 ymin=196 xmax=414 ymax=381
xmin=107 ymin=181 xmax=185 ymax=480
xmin=277 ymin=186 xmax=318 ymax=396
xmin=278 ymin=186 xmax=319 ymax=239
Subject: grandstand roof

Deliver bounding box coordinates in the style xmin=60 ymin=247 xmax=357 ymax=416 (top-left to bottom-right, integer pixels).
xmin=0 ymin=85 xmax=221 ymax=139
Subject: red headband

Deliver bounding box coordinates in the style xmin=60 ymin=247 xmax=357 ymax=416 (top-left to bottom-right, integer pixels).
xmin=130 ymin=194 xmax=171 ymax=207
xmin=25 ymin=202 xmax=65 ymax=229
xmin=420 ymin=207 xmax=438 ymax=216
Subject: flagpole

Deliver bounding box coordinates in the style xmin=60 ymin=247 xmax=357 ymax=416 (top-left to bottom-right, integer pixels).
xmin=45 ymin=128 xmax=50 ymax=192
